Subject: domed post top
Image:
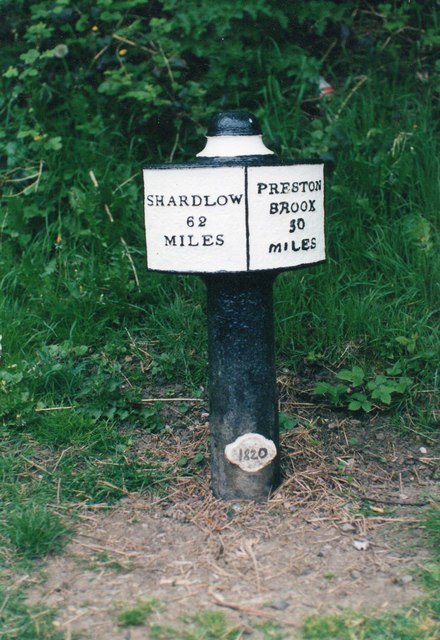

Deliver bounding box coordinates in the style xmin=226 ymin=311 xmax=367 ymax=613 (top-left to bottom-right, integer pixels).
xmin=197 ymin=110 xmax=274 ymax=158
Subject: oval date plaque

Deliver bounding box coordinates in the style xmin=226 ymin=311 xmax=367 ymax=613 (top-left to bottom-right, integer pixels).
xmin=225 ymin=433 xmax=277 ymax=473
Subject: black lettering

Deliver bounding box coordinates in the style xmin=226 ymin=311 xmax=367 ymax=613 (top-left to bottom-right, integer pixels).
xmin=269 ymin=183 xmax=279 ymax=194
xmin=257 ymin=183 xmax=268 ymax=194
xmin=179 ymin=195 xmax=189 ymax=206
xmin=311 ymin=237 xmax=317 ymax=249
xmin=292 ymin=182 xmax=299 ymax=193
xmin=188 ymin=235 xmax=199 ymax=247
xmin=258 ymin=448 xmax=268 ymax=459
xmin=164 ymin=235 xmax=176 ymax=246
xmin=299 ymin=181 xmax=307 ymax=192
xmin=229 ymin=194 xmax=243 ymax=204
xmin=269 ymin=202 xmax=278 ymax=214
xmin=280 ymin=202 xmax=290 ymax=214
xmin=315 ymin=180 xmax=321 ymax=191
xmin=217 ymin=195 xmax=228 ymax=206
xmin=156 ymin=195 xmax=164 ymax=206
xmin=280 ymin=182 xmax=290 ymax=194
xmin=191 ymin=195 xmax=202 ymax=206
xmin=291 ymin=240 xmax=301 ymax=252
xmin=302 ymin=238 xmax=310 ymax=250
xmin=269 ymin=243 xmax=282 ymax=253
xmin=202 ymin=235 xmax=214 ymax=246
xmin=146 ymin=195 xmax=153 ymax=206
xmin=289 ymin=218 xmax=305 ymax=233
xmin=215 ymin=234 xmax=224 ymax=246
xmin=309 ymin=199 xmax=316 ymax=212
xmin=203 ymin=195 xmax=216 ymax=206
xmin=168 ymin=196 xmax=177 ymax=206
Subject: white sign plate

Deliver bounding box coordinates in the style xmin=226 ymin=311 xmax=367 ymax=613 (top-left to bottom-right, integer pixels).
xmin=224 ymin=433 xmax=277 ymax=473
xmin=144 ymin=163 xmax=324 ymax=273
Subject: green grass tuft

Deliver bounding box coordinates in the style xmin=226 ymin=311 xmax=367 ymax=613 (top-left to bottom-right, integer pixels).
xmin=117 ymin=598 xmax=160 ymax=627
xmin=4 ymin=505 xmax=70 ymax=559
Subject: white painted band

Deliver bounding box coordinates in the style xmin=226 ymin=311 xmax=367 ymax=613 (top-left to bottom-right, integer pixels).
xmin=197 ymin=135 xmax=274 ymax=157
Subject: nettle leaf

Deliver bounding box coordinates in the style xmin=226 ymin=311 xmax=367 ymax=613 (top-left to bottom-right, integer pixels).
xmin=279 ymin=412 xmax=299 ymax=432
xmin=20 ymin=48 xmax=40 ymax=64
xmin=43 ymin=136 xmax=63 ymax=151
xmin=370 ymin=385 xmax=392 ymax=405
xmin=348 ymin=393 xmax=372 ymax=412
xmin=314 ymin=382 xmax=347 ymax=405
xmin=336 ymin=366 xmax=365 ymax=387
xmin=395 ymin=377 xmax=413 ymax=393
xmin=3 ymin=66 xmax=19 ymax=78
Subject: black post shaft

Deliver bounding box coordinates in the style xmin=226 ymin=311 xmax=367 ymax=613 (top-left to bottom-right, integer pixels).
xmin=205 ymin=273 xmax=280 ymax=500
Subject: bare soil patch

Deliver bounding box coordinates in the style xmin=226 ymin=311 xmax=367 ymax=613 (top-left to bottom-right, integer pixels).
xmin=28 ymin=378 xmax=439 ymax=638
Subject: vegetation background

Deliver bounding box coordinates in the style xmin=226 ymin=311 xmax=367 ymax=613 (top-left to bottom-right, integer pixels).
xmin=0 ymin=0 xmax=439 ymax=637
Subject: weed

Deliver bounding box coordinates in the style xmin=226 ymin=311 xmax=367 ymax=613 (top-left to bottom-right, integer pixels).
xmin=4 ymin=505 xmax=70 ymax=559
xmin=425 ymin=505 xmax=440 ymax=560
xmin=0 ymin=582 xmax=63 ymax=639
xmin=117 ymin=598 xmax=160 ymax=627
xmin=279 ymin=412 xmax=299 ymax=432
xmin=151 ymin=610 xmax=244 ymax=639
xmin=314 ymin=365 xmax=414 ymax=411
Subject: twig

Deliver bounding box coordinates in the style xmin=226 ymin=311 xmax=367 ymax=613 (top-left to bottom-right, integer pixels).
xmin=354 ymin=492 xmax=430 ymax=507
xmin=104 ymin=203 xmax=114 ymax=223
xmin=0 ymin=592 xmax=11 ymax=616
xmin=156 ymin=40 xmax=174 ymax=83
xmin=120 ymin=236 xmax=140 ymax=290
xmin=112 ymin=33 xmax=156 ymax=54
xmin=20 ymin=455 xmax=53 ymax=476
xmin=210 ymin=591 xmax=297 ymax=627
xmin=88 ymin=170 xmax=99 ymax=188
xmin=335 ymin=75 xmax=368 ymax=120
xmin=35 ymin=406 xmax=74 ymax=412
xmin=74 ymin=540 xmax=139 ymax=557
xmin=53 ymin=447 xmax=73 ymax=473
xmin=169 ymin=121 xmax=181 ymax=162
xmin=97 ymin=480 xmax=130 ymax=495
xmin=88 ymin=170 xmax=140 ymax=290
xmin=112 ymin=173 xmax=138 ymax=194
xmin=138 ymin=397 xmax=204 ymax=403
xmin=244 ymin=539 xmax=262 ymax=594
xmin=91 ymin=44 xmax=110 ymax=65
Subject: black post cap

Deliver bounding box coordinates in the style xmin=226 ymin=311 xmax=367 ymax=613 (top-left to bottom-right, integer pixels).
xmin=207 ymin=111 xmax=262 ymax=137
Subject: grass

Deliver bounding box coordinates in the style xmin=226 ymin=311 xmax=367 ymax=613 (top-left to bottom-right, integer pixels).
xmin=4 ymin=506 xmax=70 ymax=560
xmin=117 ymin=598 xmax=160 ymax=627
xmin=0 ymin=582 xmax=63 ymax=640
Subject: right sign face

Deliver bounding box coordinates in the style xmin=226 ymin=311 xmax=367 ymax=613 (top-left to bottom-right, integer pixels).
xmin=144 ymin=162 xmax=325 ymax=273
xmin=247 ymin=163 xmax=325 ymax=271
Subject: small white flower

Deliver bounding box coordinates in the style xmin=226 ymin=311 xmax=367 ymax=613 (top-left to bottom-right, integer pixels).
xmin=54 ymin=44 xmax=69 ymax=59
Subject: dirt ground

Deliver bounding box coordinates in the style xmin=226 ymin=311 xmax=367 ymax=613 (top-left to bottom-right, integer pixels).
xmin=28 ymin=375 xmax=439 ymax=638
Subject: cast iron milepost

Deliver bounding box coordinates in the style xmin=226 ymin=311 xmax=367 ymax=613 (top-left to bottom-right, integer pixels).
xmin=143 ymin=111 xmax=325 ymax=501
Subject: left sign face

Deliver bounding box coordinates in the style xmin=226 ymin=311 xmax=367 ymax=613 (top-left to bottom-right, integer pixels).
xmin=144 ymin=166 xmax=247 ymax=273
